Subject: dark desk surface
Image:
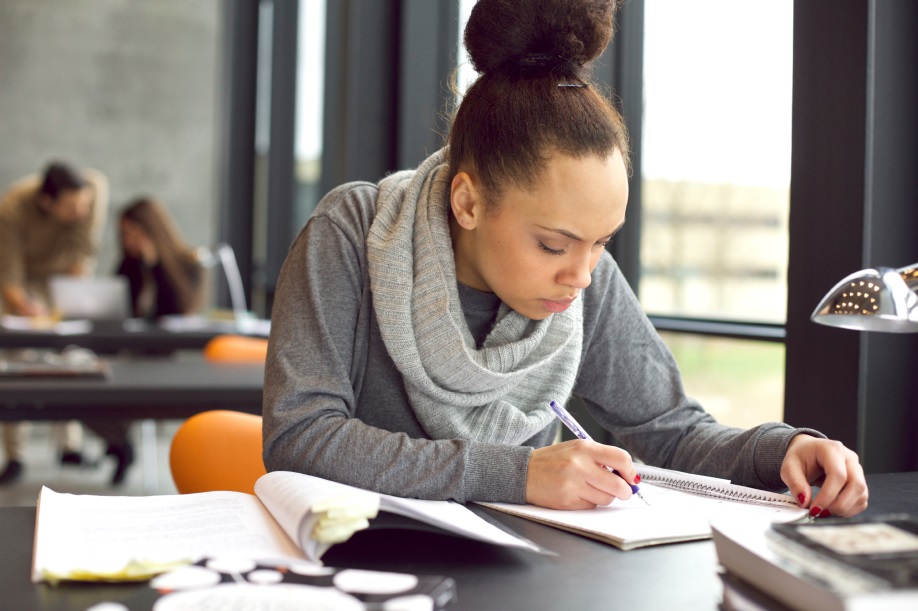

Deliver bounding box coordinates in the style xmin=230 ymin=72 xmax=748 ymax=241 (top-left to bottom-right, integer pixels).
xmin=0 ymin=353 xmax=264 ymax=420
xmin=1 ymin=472 xmax=915 ymax=611
xmin=0 ymin=318 xmax=268 ymax=354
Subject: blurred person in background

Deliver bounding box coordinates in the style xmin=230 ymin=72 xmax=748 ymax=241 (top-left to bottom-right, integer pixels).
xmin=116 ymin=196 xmax=203 ymax=320
xmin=83 ymin=196 xmax=205 ymax=485
xmin=0 ymin=161 xmax=108 ymax=484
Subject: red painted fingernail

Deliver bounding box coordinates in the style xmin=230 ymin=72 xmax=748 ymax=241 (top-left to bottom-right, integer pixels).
xmin=809 ymin=506 xmax=822 ymax=518
xmin=634 ymin=474 xmax=641 ymax=484
xmin=797 ymin=493 xmax=805 ymax=505
xmin=819 ymin=509 xmax=832 ymax=518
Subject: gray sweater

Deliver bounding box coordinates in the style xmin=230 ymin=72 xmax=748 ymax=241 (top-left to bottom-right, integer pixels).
xmin=263 ymin=181 xmax=820 ymax=503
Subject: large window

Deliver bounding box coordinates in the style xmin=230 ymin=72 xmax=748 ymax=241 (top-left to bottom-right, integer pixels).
xmin=640 ymin=1 xmax=793 ymax=325
xmin=640 ymin=1 xmax=793 ymax=426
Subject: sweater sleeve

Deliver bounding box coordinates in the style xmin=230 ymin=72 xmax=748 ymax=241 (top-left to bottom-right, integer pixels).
xmin=261 ymin=185 xmax=531 ymax=503
xmin=574 ymin=253 xmax=824 ymax=492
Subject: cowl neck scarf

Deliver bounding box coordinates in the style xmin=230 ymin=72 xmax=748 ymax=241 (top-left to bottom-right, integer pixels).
xmin=367 ymin=148 xmax=583 ymax=445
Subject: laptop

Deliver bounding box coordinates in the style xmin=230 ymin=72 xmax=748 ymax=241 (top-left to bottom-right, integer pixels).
xmin=48 ymin=276 xmax=132 ymax=321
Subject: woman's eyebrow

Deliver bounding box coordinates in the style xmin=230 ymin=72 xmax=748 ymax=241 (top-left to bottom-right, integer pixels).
xmin=536 ymin=220 xmax=626 ymax=242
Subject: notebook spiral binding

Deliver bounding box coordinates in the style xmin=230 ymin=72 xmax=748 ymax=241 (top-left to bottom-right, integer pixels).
xmin=641 ymin=474 xmax=800 ymax=508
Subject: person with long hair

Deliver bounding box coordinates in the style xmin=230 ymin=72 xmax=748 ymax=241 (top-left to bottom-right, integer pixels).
xmin=116 ymin=197 xmax=203 ymax=320
xmin=87 ymin=197 xmax=205 ymax=485
xmin=262 ymin=0 xmax=868 ymax=518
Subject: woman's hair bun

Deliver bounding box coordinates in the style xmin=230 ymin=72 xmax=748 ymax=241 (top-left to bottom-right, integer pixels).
xmin=463 ymin=0 xmax=619 ymax=78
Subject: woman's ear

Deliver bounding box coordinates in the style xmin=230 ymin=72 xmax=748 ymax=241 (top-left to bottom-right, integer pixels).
xmin=450 ymin=171 xmax=483 ymax=230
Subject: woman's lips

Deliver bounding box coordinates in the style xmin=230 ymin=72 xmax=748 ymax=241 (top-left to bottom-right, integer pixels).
xmin=542 ymin=297 xmax=575 ymax=313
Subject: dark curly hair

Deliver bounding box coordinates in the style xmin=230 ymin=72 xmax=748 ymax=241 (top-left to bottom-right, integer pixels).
xmin=448 ymin=0 xmax=629 ymax=199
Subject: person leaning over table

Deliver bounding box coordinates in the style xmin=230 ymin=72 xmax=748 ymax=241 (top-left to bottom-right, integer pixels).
xmin=262 ymin=0 xmax=868 ymax=518
xmin=0 ymin=160 xmax=108 ymax=484
xmin=81 ymin=196 xmax=206 ymax=486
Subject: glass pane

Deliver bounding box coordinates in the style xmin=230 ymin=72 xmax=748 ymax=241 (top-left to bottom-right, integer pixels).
xmin=456 ymin=0 xmax=478 ymax=95
xmin=640 ymin=1 xmax=793 ymax=324
xmin=294 ymin=0 xmax=327 ymax=229
xmin=659 ymin=332 xmax=784 ymax=427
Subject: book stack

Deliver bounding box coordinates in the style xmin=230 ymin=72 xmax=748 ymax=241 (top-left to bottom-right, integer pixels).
xmin=712 ymin=514 xmax=918 ymax=611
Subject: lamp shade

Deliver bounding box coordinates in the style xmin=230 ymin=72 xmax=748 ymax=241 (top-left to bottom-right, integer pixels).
xmin=811 ymin=263 xmax=918 ymax=332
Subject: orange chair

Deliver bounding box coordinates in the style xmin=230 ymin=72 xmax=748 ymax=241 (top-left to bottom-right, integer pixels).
xmin=203 ymin=334 xmax=269 ymax=363
xmin=169 ymin=410 xmax=266 ymax=494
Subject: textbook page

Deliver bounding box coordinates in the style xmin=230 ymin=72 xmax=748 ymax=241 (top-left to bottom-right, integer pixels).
xmin=254 ymin=471 xmax=382 ymax=562
xmin=378 ymin=493 xmax=544 ymax=552
xmin=478 ymin=480 xmax=807 ymax=551
xmin=32 ymin=487 xmax=304 ymax=583
xmin=255 ymin=471 xmax=544 ymax=555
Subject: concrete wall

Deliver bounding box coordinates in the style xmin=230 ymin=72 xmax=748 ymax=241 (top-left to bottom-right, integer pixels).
xmin=0 ymin=0 xmax=222 ymax=277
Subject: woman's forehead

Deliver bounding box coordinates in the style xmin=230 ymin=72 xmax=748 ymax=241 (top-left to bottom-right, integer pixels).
xmin=496 ymin=151 xmax=628 ymax=230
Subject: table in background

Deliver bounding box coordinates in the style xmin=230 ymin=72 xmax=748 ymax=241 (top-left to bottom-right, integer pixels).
xmin=0 ymin=318 xmax=268 ymax=354
xmin=1 ymin=472 xmax=915 ymax=611
xmin=0 ymin=353 xmax=264 ymax=421
xmin=0 ymin=352 xmax=264 ymax=492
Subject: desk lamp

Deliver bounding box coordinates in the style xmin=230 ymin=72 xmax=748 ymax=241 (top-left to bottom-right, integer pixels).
xmin=811 ymin=262 xmax=918 ymax=332
xmin=195 ymin=243 xmax=252 ymax=330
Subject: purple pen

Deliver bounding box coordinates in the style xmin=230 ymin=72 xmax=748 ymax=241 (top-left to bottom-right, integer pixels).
xmin=549 ymin=400 xmax=650 ymax=506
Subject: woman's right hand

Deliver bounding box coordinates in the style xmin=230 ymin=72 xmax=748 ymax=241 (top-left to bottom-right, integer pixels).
xmin=525 ymin=439 xmax=640 ymax=510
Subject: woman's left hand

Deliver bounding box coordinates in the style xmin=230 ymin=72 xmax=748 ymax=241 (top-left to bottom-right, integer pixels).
xmin=780 ymin=434 xmax=868 ymax=518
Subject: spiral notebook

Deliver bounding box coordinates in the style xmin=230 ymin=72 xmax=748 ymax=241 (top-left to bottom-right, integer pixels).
xmin=477 ymin=465 xmax=808 ymax=550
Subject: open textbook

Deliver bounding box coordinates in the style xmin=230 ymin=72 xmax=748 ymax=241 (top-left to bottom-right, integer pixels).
xmin=32 ymin=471 xmax=543 ymax=584
xmin=477 ymin=465 xmax=809 ymax=551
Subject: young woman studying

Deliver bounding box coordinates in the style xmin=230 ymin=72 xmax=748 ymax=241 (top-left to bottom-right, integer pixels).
xmin=263 ymin=0 xmax=868 ymax=518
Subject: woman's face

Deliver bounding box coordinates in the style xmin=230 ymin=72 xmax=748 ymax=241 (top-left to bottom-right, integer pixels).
xmin=120 ymin=217 xmax=149 ymax=258
xmin=450 ymin=149 xmax=629 ymax=321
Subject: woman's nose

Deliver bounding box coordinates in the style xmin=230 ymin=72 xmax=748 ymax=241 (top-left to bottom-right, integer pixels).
xmin=560 ymin=252 xmax=593 ymax=289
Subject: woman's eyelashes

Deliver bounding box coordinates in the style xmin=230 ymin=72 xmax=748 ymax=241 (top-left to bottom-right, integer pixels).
xmin=538 ymin=239 xmax=611 ymax=256
xmin=539 ymin=242 xmax=566 ymax=256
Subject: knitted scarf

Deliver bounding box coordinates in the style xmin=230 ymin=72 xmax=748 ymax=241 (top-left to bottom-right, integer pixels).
xmin=367 ymin=149 xmax=583 ymax=445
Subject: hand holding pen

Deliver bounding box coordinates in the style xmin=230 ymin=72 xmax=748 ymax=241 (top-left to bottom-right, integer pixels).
xmin=549 ymin=401 xmax=650 ymax=506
